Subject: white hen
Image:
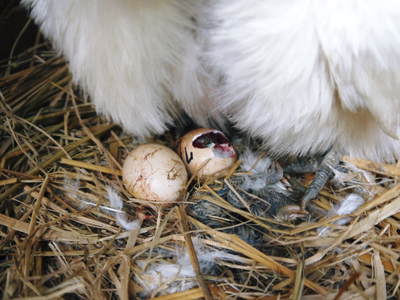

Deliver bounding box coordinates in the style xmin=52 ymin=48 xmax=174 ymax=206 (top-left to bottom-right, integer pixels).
xmin=22 ymin=0 xmax=400 ymax=161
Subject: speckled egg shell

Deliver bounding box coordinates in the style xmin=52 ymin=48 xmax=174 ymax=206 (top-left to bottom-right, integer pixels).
xmin=123 ymin=144 xmax=188 ymax=205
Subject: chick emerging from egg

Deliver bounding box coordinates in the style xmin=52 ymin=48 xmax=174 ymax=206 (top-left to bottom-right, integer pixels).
xmin=179 ymin=128 xmax=237 ymax=179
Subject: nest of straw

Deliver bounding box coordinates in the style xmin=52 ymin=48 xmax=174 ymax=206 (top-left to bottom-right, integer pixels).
xmin=1 ymin=18 xmax=400 ymax=300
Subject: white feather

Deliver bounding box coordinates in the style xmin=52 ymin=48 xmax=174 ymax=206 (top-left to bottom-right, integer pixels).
xmin=21 ymin=0 xmax=219 ymax=137
xmin=318 ymin=193 xmax=365 ymax=236
xmin=106 ymin=186 xmax=140 ymax=231
xmin=205 ymin=0 xmax=400 ymax=161
xmin=23 ymin=0 xmax=400 ymax=162
xmin=136 ymin=238 xmax=245 ymax=296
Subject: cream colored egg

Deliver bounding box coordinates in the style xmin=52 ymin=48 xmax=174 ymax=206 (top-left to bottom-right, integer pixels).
xmin=122 ymin=144 xmax=188 ymax=205
xmin=179 ymin=128 xmax=237 ymax=178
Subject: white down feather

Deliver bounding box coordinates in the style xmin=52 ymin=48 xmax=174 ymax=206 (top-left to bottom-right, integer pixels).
xmin=22 ymin=0 xmax=400 ymax=161
xmin=21 ymin=0 xmax=218 ymax=136
xmin=206 ymin=0 xmax=400 ymax=161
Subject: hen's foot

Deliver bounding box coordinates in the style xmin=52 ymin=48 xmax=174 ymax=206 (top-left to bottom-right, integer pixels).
xmin=281 ymin=151 xmax=339 ymax=217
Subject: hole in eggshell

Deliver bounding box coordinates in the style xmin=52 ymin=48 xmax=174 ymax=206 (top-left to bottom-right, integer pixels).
xmin=191 ymin=130 xmax=236 ymax=159
xmin=192 ymin=131 xmax=230 ymax=148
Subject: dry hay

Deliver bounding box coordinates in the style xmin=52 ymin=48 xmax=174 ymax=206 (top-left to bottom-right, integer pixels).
xmin=1 ymin=36 xmax=400 ymax=300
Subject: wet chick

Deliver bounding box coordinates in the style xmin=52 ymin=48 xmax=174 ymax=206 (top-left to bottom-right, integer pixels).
xmin=188 ymin=147 xmax=297 ymax=248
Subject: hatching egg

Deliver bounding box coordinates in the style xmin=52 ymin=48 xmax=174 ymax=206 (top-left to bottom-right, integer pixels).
xmin=122 ymin=144 xmax=188 ymax=205
xmin=179 ymin=128 xmax=237 ymax=178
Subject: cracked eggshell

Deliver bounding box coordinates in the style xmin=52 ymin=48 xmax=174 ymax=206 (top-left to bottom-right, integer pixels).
xmin=122 ymin=144 xmax=188 ymax=205
xmin=179 ymin=128 xmax=237 ymax=179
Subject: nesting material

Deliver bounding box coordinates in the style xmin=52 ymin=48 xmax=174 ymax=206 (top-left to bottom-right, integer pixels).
xmin=122 ymin=144 xmax=188 ymax=205
xmin=1 ymin=31 xmax=400 ymax=300
xmin=179 ymin=128 xmax=237 ymax=179
xmin=136 ymin=238 xmax=244 ymax=297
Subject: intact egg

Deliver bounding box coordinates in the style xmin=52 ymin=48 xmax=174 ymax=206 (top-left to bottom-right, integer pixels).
xmin=122 ymin=144 xmax=188 ymax=205
xmin=179 ymin=128 xmax=237 ymax=178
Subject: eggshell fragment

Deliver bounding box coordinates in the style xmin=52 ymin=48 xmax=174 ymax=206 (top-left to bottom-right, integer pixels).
xmin=122 ymin=144 xmax=188 ymax=205
xmin=179 ymin=128 xmax=237 ymax=178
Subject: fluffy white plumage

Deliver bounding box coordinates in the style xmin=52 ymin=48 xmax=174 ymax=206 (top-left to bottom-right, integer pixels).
xmin=23 ymin=0 xmax=400 ymax=161
xmin=21 ymin=0 xmax=216 ymax=135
